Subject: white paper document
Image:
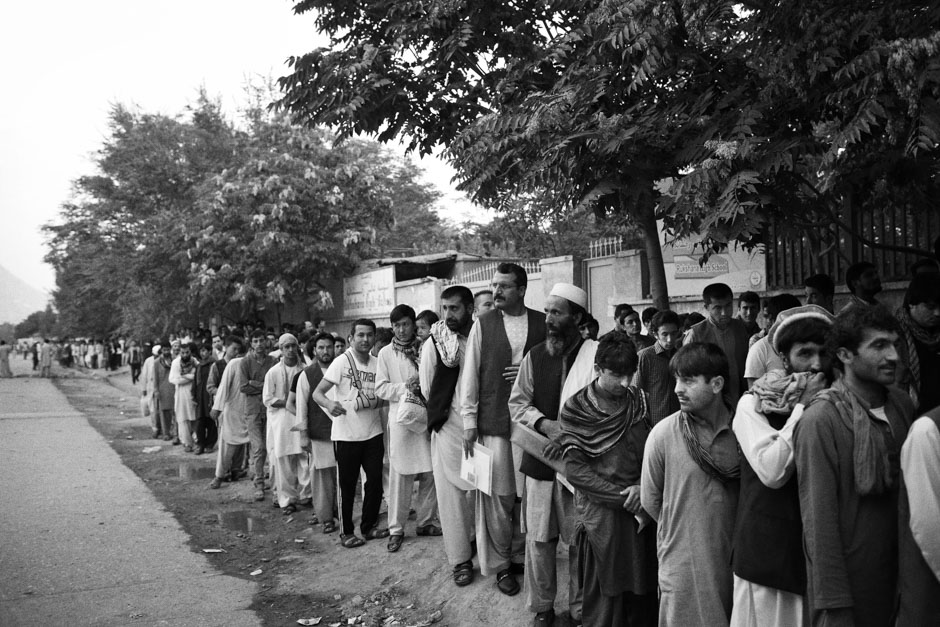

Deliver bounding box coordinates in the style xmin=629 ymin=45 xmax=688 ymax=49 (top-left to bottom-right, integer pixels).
xmin=460 ymin=442 xmax=494 ymax=495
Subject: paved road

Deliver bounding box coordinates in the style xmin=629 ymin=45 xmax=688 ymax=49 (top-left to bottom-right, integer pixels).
xmin=0 ymin=363 xmax=262 ymax=626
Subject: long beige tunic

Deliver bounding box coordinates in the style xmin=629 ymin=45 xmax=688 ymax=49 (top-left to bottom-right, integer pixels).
xmin=376 ymin=345 xmax=432 ymax=475
xmin=641 ymin=411 xmax=739 ymax=627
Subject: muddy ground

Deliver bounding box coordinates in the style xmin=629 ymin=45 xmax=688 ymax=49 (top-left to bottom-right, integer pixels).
xmin=52 ymin=368 xmax=576 ymax=627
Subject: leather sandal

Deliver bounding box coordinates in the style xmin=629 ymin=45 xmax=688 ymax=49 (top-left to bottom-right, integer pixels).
xmin=322 ymin=521 xmax=337 ymax=534
xmin=387 ymin=534 xmax=404 ymax=552
xmin=340 ymin=534 xmax=365 ymax=548
xmin=416 ymin=525 xmax=443 ymax=536
xmin=452 ymin=560 xmax=474 ymax=587
xmin=363 ymin=527 xmax=390 ymax=540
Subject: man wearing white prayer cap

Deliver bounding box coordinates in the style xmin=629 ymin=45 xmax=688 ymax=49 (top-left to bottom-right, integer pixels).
xmin=262 ymin=333 xmax=311 ymax=514
xmin=508 ymin=282 xmax=598 ymax=626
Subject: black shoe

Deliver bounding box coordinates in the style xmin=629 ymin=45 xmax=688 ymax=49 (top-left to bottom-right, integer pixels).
xmin=510 ymin=562 xmax=525 ymax=576
xmin=496 ymin=569 xmax=519 ymax=596
xmin=533 ymin=609 xmax=555 ymax=626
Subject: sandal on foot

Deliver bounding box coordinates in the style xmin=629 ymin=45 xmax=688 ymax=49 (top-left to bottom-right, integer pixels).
xmin=387 ymin=534 xmax=404 ymax=552
xmin=416 ymin=525 xmax=442 ymax=537
xmin=282 ymin=503 xmax=298 ymax=515
xmin=363 ymin=527 xmax=390 ymax=540
xmin=322 ymin=521 xmax=337 ymax=534
xmin=453 ymin=560 xmax=474 ymax=587
xmin=340 ymin=534 xmax=365 ymax=548
xmin=496 ymin=568 xmax=520 ymax=596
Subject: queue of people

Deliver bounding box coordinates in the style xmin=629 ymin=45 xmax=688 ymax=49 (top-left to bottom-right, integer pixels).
xmin=123 ymin=259 xmax=939 ymax=627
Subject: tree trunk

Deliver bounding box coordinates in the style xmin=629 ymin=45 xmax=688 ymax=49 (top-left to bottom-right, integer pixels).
xmin=637 ymin=201 xmax=670 ymax=310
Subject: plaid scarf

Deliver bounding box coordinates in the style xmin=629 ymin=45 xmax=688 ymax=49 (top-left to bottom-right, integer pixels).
xmin=429 ymin=320 xmax=462 ymax=368
xmin=679 ymin=409 xmax=740 ymax=484
xmin=558 ymin=383 xmax=649 ymax=458
xmin=896 ymin=305 xmax=940 ymax=410
xmin=392 ymin=336 xmax=422 ymax=369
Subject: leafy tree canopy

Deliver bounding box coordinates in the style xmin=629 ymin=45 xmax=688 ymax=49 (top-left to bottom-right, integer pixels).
xmin=278 ymin=0 xmax=940 ymax=307
xmin=45 ymin=88 xmax=449 ymax=338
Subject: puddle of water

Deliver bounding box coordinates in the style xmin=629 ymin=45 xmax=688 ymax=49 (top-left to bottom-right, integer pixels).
xmin=218 ymin=510 xmax=268 ymax=534
xmin=160 ymin=464 xmax=217 ymax=481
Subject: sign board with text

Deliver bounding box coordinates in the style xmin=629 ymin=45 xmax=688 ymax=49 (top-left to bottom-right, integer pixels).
xmin=659 ymin=221 xmax=766 ymax=297
xmin=343 ymin=267 xmax=396 ymax=318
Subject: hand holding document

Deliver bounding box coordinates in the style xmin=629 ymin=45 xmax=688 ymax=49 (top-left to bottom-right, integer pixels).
xmin=460 ymin=442 xmax=493 ymax=495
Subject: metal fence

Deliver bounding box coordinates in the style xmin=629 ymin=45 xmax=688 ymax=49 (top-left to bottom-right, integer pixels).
xmin=445 ymin=260 xmax=542 ymax=285
xmin=765 ymin=206 xmax=939 ymax=289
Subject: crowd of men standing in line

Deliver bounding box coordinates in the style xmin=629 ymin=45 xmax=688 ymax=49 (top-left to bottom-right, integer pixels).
xmin=128 ymin=256 xmax=940 ymax=627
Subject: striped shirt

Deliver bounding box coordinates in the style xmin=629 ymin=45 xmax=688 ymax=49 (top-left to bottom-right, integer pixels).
xmin=633 ymin=342 xmax=679 ymax=425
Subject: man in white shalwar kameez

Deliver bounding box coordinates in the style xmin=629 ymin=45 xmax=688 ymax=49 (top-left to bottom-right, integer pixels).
xmin=263 ymin=334 xmax=310 ymax=513
xmin=169 ymin=342 xmax=198 ymax=452
xmin=140 ymin=346 xmax=160 ymax=436
xmin=377 ymin=304 xmax=440 ymax=553
xmin=508 ymin=283 xmax=597 ymax=626
xmin=210 ymin=337 xmax=250 ymax=489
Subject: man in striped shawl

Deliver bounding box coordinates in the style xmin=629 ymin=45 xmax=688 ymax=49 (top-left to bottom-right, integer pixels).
xmin=557 ymin=331 xmax=657 ymax=627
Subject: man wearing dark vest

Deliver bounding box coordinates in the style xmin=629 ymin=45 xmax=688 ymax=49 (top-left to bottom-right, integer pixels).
xmin=731 ymin=305 xmax=833 ymax=626
xmin=291 ymin=332 xmax=339 ymax=533
xmin=794 ymin=305 xmax=914 ymax=627
xmin=420 ymin=285 xmax=477 ymax=587
xmin=509 ymin=283 xmax=597 ymax=626
xmin=898 ymin=403 xmax=940 ymax=624
xmin=460 ymin=263 xmax=546 ymax=596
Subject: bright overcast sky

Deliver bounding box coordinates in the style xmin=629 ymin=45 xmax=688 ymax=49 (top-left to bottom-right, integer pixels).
xmin=0 ymin=1 xmax=472 ymax=294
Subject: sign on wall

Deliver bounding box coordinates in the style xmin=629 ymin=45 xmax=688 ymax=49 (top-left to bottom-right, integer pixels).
xmin=343 ymin=267 xmax=396 ymax=318
xmin=659 ymin=221 xmax=766 ymax=297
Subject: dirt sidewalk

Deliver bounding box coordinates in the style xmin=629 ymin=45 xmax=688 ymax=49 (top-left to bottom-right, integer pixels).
xmin=51 ymin=366 xmax=576 ymax=626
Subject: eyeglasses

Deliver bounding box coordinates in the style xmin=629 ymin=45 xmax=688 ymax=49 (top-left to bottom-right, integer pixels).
xmin=491 ymin=282 xmax=518 ymax=292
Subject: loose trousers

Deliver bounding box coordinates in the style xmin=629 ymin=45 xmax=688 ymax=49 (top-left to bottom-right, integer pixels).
xmin=334 ymin=434 xmax=384 ymax=536
xmin=388 ymin=470 xmax=438 ymax=536
xmin=215 ymin=439 xmax=248 ymax=480
xmin=160 ymin=409 xmax=175 ymax=439
xmin=431 ymin=429 xmax=476 ymax=566
xmin=194 ymin=416 xmax=218 ymax=450
xmin=247 ymin=410 xmax=267 ymax=487
xmin=272 ymin=452 xmax=312 ymax=508
xmin=524 ymin=477 xmax=581 ymax=618
xmin=311 ymin=466 xmax=338 ymax=524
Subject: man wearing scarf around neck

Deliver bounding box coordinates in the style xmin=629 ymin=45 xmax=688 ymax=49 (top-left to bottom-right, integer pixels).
xmin=641 ymin=342 xmax=740 ymax=626
xmin=262 ymin=334 xmax=309 ymax=515
xmin=170 ymin=342 xmax=199 ymax=452
xmin=508 ymin=283 xmax=597 ymax=627
xmin=895 ymin=273 xmax=940 ymax=414
xmin=794 ymin=305 xmax=914 ymax=627
xmin=420 ymin=285 xmax=478 ymax=586
xmin=377 ymin=304 xmax=441 ymax=553
xmin=557 ymin=331 xmax=657 ymax=627
xmin=730 ymin=305 xmax=833 ymax=627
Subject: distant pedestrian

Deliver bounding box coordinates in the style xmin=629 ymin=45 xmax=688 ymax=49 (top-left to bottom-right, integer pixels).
xmin=0 ymin=340 xmax=12 ymax=378
xmin=39 ymin=338 xmax=53 ymax=378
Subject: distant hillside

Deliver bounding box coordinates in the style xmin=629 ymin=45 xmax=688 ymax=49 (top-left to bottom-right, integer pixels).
xmin=0 ymin=265 xmax=50 ymax=324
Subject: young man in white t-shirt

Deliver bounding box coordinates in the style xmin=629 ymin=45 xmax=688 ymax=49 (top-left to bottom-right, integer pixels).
xmin=313 ymin=318 xmax=389 ymax=548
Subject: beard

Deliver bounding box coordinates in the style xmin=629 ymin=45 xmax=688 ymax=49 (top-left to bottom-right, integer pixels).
xmin=545 ymin=320 xmax=578 ymax=356
xmin=545 ymin=335 xmax=566 ymax=356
